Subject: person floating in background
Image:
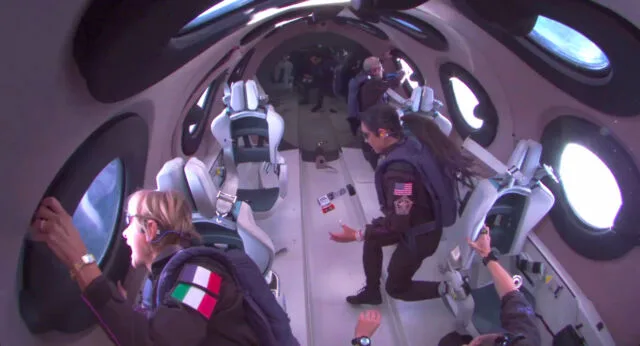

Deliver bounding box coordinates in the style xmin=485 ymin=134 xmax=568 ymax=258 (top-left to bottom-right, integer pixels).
xmin=347 ymin=51 xmax=405 ymax=169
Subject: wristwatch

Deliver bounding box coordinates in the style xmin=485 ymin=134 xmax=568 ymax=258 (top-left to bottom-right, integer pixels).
xmin=351 ymin=336 xmax=371 ymax=346
xmin=482 ymin=250 xmax=498 ymax=266
xmin=70 ymin=253 xmax=96 ymax=279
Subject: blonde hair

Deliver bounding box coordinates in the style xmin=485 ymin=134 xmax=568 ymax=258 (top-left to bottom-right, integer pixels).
xmin=127 ymin=189 xmax=201 ymax=249
xmin=363 ymin=56 xmax=381 ymax=74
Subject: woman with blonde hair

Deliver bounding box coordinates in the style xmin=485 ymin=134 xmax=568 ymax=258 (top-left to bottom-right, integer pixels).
xmin=32 ymin=189 xmax=297 ymax=346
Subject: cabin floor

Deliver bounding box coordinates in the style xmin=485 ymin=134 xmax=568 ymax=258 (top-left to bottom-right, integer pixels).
xmin=250 ymin=81 xmax=459 ymax=345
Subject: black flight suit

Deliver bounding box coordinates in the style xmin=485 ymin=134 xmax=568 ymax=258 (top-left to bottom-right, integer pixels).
xmin=358 ymin=75 xmax=402 ymax=170
xmin=438 ymin=290 xmax=541 ymax=346
xmin=359 ymin=141 xmax=444 ymax=301
xmin=82 ymin=245 xmax=259 ymax=346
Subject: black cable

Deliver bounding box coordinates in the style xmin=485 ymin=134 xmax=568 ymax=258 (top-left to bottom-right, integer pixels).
xmin=535 ymin=313 xmax=555 ymax=338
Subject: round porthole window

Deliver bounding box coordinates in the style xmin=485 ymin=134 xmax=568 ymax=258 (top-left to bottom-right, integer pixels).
xmin=540 ymin=115 xmax=640 ymax=260
xmin=449 ymin=77 xmax=483 ymax=130
xmin=559 ymin=143 xmax=622 ymax=230
xmin=72 ymin=159 xmax=124 ymax=263
xmin=439 ymin=63 xmax=498 ymax=147
xmin=528 ymin=16 xmax=610 ymax=73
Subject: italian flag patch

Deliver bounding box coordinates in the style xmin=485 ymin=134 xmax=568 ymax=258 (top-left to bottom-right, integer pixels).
xmin=170 ymin=264 xmax=223 ymax=320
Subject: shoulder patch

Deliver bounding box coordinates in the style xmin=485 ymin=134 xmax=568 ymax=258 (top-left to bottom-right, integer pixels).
xmin=394 ymin=195 xmax=414 ymax=215
xmin=393 ymin=182 xmax=413 ymax=196
xmin=171 ymin=283 xmax=217 ymax=320
xmin=177 ymin=264 xmax=222 ymax=296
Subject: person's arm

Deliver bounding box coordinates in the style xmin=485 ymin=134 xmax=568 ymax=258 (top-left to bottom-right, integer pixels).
xmin=80 ymin=267 xmax=209 ymax=346
xmin=363 ymin=162 xmax=422 ymax=239
xmin=468 ymin=227 xmax=540 ymax=344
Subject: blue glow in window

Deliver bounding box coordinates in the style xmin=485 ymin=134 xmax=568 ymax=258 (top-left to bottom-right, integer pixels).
xmin=72 ymin=159 xmax=124 ymax=263
xmin=183 ymin=0 xmax=255 ymax=32
xmin=390 ymin=17 xmax=422 ymax=33
xmin=528 ymin=16 xmax=610 ymax=71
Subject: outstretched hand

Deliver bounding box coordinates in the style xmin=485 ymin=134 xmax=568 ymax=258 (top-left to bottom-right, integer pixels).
xmin=329 ymin=224 xmax=358 ymax=243
xmin=31 ymin=197 xmax=88 ymax=269
xmin=355 ymin=309 xmax=381 ymax=338
xmin=467 ymin=225 xmax=491 ymax=258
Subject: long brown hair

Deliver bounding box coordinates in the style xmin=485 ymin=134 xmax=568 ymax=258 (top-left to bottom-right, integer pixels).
xmin=360 ymin=104 xmax=478 ymax=187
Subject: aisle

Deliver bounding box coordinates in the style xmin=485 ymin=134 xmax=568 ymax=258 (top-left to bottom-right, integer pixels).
xmin=298 ymin=155 xmax=405 ymax=345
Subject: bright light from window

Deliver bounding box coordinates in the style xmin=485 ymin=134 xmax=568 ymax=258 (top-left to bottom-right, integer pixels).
xmin=449 ymin=77 xmax=483 ymax=129
xmin=274 ymin=16 xmax=305 ymax=28
xmin=390 ymin=17 xmax=422 ymax=33
xmin=559 ymin=143 xmax=621 ymax=229
xmin=397 ymin=59 xmax=419 ymax=90
xmin=183 ymin=0 xmax=254 ymax=31
xmin=247 ymin=0 xmax=349 ymax=25
xmin=528 ymin=16 xmax=610 ymax=71
xmin=197 ymin=87 xmax=210 ymax=109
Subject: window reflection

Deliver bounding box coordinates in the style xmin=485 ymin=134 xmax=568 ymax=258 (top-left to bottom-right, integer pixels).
xmin=528 ymin=16 xmax=610 ymax=71
xmin=71 ymin=159 xmax=123 ymax=263
xmin=559 ymin=143 xmax=621 ymax=229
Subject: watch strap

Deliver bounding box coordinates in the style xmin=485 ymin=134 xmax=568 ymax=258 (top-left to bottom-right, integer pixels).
xmin=70 ymin=253 xmax=96 ymax=279
xmin=482 ymin=250 xmax=498 ymax=266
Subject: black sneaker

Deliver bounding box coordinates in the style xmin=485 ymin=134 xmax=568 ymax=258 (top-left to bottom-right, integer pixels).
xmin=346 ymin=286 xmax=382 ymax=305
xmin=311 ymin=105 xmax=322 ymax=112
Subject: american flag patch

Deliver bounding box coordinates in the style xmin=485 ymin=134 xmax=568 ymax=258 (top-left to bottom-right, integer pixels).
xmin=393 ymin=182 xmax=413 ymax=196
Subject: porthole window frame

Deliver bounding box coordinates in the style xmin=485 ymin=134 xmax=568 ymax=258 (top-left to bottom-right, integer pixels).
xmin=19 ymin=114 xmax=149 ymax=334
xmin=379 ymin=12 xmax=449 ymax=52
xmin=182 ymin=70 xmax=228 ymax=156
xmin=451 ymin=0 xmax=640 ymax=117
xmin=540 ymin=115 xmax=640 ymax=261
xmin=390 ymin=49 xmax=425 ymax=96
xmin=439 ymin=63 xmax=498 ymax=147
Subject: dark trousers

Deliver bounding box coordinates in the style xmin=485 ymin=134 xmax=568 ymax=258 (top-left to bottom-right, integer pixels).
xmin=364 ymin=229 xmax=442 ymax=301
xmin=300 ymin=85 xmax=323 ymax=108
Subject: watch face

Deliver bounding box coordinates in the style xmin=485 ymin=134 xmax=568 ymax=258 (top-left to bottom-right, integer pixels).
xmin=359 ymin=337 xmax=371 ymax=345
xmin=82 ymin=254 xmax=96 ymax=264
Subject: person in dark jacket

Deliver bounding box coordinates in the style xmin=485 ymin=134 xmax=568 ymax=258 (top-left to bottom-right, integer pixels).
xmin=30 ymin=190 xmax=276 ymax=346
xmin=330 ymin=104 xmax=477 ymax=305
xmin=300 ymin=54 xmax=328 ymax=112
xmin=354 ymin=55 xmax=405 ymax=169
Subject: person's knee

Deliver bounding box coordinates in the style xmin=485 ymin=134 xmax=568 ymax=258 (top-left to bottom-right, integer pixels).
xmin=384 ymin=278 xmax=407 ymax=299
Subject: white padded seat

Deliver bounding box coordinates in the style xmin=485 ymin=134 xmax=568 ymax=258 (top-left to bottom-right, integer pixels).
xmin=183 ymin=157 xmax=275 ymax=276
xmin=210 ymin=79 xmax=288 ymax=215
xmin=155 ymin=157 xmax=196 ymax=211
xmin=397 ymin=86 xmax=452 ymax=137
xmin=440 ymin=138 xmax=555 ymax=335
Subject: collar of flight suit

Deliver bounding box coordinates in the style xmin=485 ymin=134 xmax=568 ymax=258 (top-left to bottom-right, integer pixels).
xmin=150 ymin=244 xmax=184 ymax=279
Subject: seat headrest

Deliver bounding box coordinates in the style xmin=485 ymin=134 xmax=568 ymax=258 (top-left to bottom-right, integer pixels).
xmin=228 ymin=80 xmax=265 ymax=113
xmin=156 ymin=157 xmax=196 ymax=211
xmin=183 ymin=157 xmax=219 ymax=218
xmin=409 ymin=86 xmax=435 ymax=113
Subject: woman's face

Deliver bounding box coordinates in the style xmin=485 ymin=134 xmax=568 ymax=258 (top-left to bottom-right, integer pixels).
xmin=122 ymin=195 xmax=155 ymax=269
